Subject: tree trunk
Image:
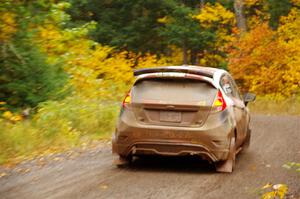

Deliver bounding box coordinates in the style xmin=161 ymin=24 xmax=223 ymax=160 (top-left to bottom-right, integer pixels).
xmin=190 ymin=50 xmax=198 ymax=65
xmin=183 ymin=43 xmax=188 ymax=65
xmin=234 ymin=0 xmax=247 ymax=33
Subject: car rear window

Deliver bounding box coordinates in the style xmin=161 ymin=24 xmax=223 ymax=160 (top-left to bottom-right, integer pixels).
xmin=132 ymin=78 xmax=217 ymax=106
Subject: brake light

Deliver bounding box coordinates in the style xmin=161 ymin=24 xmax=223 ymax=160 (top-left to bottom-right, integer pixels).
xmin=122 ymin=91 xmax=131 ymax=108
xmin=213 ymin=90 xmax=227 ymax=111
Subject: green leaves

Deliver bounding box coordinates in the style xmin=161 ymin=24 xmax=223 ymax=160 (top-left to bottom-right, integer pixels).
xmin=0 ymin=41 xmax=68 ymax=108
xmin=283 ymin=162 xmax=300 ymax=172
xmin=268 ymin=0 xmax=292 ymax=28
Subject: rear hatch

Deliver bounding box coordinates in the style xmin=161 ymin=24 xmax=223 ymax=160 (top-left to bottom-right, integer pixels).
xmin=131 ymin=77 xmax=217 ymax=127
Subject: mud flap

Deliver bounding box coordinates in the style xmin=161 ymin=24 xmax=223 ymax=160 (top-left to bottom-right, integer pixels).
xmin=113 ymin=154 xmax=132 ymax=167
xmin=215 ymin=137 xmax=236 ymax=173
xmin=242 ymin=129 xmax=251 ymax=151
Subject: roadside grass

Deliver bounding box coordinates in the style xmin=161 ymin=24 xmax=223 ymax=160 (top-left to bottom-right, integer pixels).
xmin=249 ymin=95 xmax=300 ymax=115
xmin=0 ymin=96 xmax=119 ymax=165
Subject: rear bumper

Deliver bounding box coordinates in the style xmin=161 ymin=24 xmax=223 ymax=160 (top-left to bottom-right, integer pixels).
xmin=112 ymin=110 xmax=234 ymax=162
xmin=113 ymin=141 xmax=222 ymax=162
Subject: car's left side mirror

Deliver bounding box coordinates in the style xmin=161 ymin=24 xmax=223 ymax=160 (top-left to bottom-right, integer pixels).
xmin=243 ymin=92 xmax=256 ymax=106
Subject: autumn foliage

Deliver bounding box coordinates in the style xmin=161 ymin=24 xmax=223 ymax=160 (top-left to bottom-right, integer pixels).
xmin=228 ymin=11 xmax=300 ymax=96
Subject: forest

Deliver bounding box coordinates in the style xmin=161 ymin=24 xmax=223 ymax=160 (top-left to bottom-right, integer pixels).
xmin=0 ymin=0 xmax=300 ymax=165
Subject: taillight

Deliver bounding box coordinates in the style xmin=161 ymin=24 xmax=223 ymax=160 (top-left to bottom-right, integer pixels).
xmin=213 ymin=90 xmax=227 ymax=111
xmin=122 ymin=91 xmax=131 ymax=108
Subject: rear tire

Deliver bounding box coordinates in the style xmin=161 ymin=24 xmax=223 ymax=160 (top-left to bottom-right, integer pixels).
xmin=216 ymin=137 xmax=236 ymax=173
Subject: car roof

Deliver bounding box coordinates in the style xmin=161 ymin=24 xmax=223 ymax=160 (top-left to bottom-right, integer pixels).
xmin=133 ymin=65 xmax=225 ymax=78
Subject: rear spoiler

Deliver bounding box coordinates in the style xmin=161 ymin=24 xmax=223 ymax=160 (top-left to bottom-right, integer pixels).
xmin=133 ymin=66 xmax=214 ymax=78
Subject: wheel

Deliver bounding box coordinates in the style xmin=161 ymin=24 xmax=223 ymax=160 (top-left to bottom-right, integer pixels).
xmin=216 ymin=137 xmax=236 ymax=173
xmin=113 ymin=154 xmax=132 ymax=168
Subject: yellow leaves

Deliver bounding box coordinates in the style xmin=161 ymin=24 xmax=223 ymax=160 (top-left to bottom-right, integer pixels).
xmin=291 ymin=0 xmax=300 ymax=6
xmin=0 ymin=12 xmax=17 ymax=42
xmin=53 ymin=157 xmax=63 ymax=162
xmin=36 ymin=21 xmax=111 ymax=97
xmin=135 ymin=53 xmax=169 ymax=69
xmin=157 ymin=16 xmax=169 ymax=24
xmin=262 ymin=183 xmax=273 ymax=189
xmin=35 ymin=11 xmax=170 ymax=100
xmin=277 ymin=8 xmax=300 ymax=95
xmin=2 ymin=111 xmax=23 ymax=123
xmin=20 ymin=2 xmax=171 ymax=101
xmin=193 ymin=3 xmax=235 ymax=68
xmin=10 ymin=115 xmax=23 ymax=122
xmin=278 ymin=8 xmax=300 ymax=41
xmin=99 ymin=184 xmax=109 ymax=190
xmin=195 ymin=3 xmax=235 ymax=28
xmin=0 ymin=172 xmax=8 ymax=178
xmin=261 ymin=183 xmax=288 ymax=199
xmin=16 ymin=168 xmax=31 ymax=174
xmin=229 ymin=23 xmax=285 ymax=95
xmin=229 ymin=15 xmax=300 ymax=96
xmin=199 ymin=53 xmax=224 ymax=68
xmin=1 ymin=102 xmax=23 ymax=123
xmin=2 ymin=111 xmax=13 ymax=120
xmin=244 ymin=0 xmax=260 ymax=6
xmin=243 ymin=0 xmax=270 ymax=29
xmin=53 ymin=2 xmax=71 ymax=10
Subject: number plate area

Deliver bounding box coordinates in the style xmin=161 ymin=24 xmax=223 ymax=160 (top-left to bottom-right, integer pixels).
xmin=159 ymin=111 xmax=182 ymax=123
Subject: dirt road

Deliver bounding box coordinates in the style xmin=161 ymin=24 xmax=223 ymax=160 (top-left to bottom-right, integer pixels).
xmin=0 ymin=115 xmax=299 ymax=199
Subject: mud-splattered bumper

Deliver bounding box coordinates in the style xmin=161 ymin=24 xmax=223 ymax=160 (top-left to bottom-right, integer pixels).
xmin=112 ymin=111 xmax=234 ymax=162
